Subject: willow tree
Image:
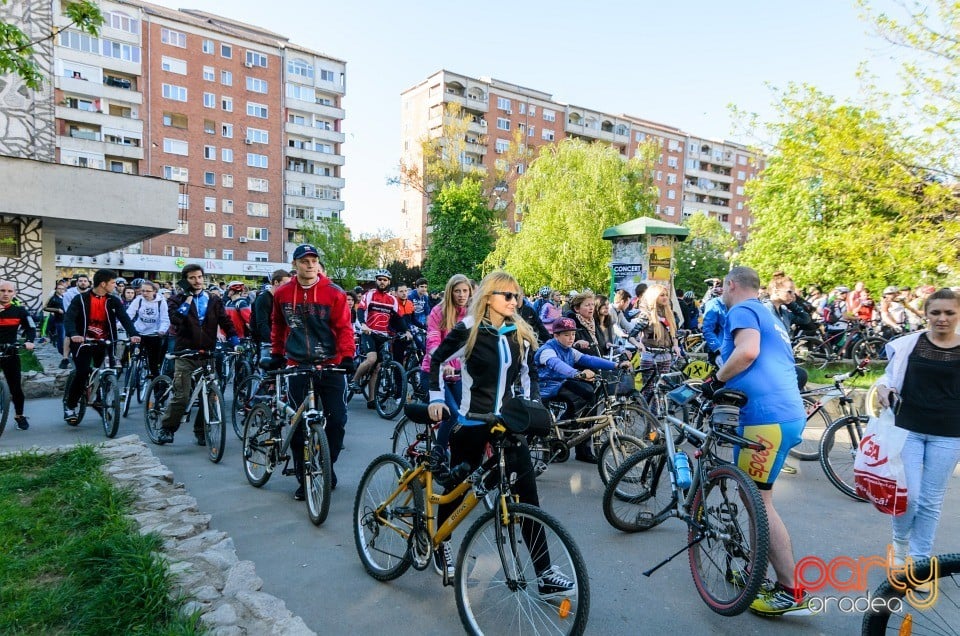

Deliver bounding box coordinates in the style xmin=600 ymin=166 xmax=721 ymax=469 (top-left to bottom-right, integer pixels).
xmin=486 ymin=138 xmax=659 ymax=292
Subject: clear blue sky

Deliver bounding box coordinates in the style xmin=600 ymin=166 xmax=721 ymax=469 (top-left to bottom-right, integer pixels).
xmin=148 ymin=0 xmax=905 ymax=236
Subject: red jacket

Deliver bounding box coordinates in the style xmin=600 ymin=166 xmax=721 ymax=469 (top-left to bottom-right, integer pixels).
xmin=271 ymin=275 xmax=353 ymax=365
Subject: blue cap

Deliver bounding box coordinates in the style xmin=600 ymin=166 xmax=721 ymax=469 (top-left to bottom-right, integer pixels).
xmin=292 ymin=244 xmax=320 ymax=260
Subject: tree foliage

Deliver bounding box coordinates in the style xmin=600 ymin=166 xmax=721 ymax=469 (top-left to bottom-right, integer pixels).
xmin=299 ymin=220 xmax=378 ymax=288
xmin=736 ymin=84 xmax=960 ymax=291
xmin=396 ymin=102 xmax=476 ymax=197
xmin=421 ymin=178 xmax=497 ymax=285
xmin=673 ymin=213 xmax=736 ymax=297
xmin=0 ymin=0 xmax=103 ymax=90
xmin=485 ymin=138 xmax=659 ymax=293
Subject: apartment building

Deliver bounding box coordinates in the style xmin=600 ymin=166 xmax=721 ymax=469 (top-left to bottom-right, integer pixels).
xmin=49 ymin=0 xmax=346 ymax=280
xmin=399 ymin=69 xmax=761 ymax=265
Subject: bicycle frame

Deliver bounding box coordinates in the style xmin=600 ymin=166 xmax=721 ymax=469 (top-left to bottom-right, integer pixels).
xmin=262 ymin=367 xmax=322 ymax=463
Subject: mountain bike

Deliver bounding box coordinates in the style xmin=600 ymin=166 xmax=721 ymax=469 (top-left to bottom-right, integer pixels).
xmin=602 ymin=386 xmax=770 ymax=616
xmin=62 ymin=339 xmax=122 ymax=438
xmin=861 ymin=552 xmax=960 ymax=635
xmin=231 ymin=364 xmax=274 ymax=439
xmin=121 ymin=342 xmax=150 ymax=418
xmin=355 ymin=403 xmax=590 ymax=635
xmin=818 ymin=370 xmax=872 ymax=502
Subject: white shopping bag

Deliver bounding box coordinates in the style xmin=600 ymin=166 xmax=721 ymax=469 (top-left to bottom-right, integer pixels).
xmin=853 ymin=408 xmax=908 ymax=515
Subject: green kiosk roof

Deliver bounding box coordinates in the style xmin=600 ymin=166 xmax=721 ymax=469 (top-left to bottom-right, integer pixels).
xmin=602 ymin=217 xmax=690 ymax=242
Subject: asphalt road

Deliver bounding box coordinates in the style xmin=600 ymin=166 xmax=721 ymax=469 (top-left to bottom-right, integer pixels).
xmin=3 ymin=393 xmax=958 ymax=635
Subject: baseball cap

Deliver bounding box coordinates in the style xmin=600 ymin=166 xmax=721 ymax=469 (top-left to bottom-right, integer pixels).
xmin=553 ymin=317 xmax=578 ymax=333
xmin=883 ymin=286 xmax=899 ymax=296
xmin=292 ymin=244 xmax=320 ymax=260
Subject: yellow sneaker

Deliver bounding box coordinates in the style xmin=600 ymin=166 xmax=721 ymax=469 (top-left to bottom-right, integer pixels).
xmin=749 ymin=585 xmax=813 ymax=617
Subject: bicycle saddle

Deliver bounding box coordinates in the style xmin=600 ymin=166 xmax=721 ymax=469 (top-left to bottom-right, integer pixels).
xmin=712 ymin=388 xmax=748 ymax=408
xmin=403 ymin=402 xmax=433 ymax=424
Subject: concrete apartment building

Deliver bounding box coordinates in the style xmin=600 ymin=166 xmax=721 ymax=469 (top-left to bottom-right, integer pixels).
xmin=399 ymin=69 xmax=761 ymax=265
xmin=48 ymin=0 xmax=346 ymax=281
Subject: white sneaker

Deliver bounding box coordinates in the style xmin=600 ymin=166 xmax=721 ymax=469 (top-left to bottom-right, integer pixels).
xmin=432 ymin=540 xmax=455 ymax=579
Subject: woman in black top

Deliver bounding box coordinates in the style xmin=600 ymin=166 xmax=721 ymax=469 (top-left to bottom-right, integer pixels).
xmin=44 ymin=282 xmax=67 ymax=353
xmin=876 ymin=288 xmax=960 ymax=562
xmin=567 ymin=292 xmax=607 ymax=356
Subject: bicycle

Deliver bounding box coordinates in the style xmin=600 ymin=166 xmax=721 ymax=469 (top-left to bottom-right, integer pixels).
xmin=142 ymin=349 xmax=228 ymax=463
xmin=241 ymin=363 xmax=343 ymax=526
xmin=861 ymin=552 xmax=960 ymax=635
xmin=62 ymin=339 xmax=122 ymax=438
xmin=120 ymin=342 xmax=150 ymax=418
xmin=354 ymin=403 xmax=590 ymax=635
xmin=231 ymin=361 xmax=273 ymax=439
xmin=601 ymin=385 xmax=770 ymax=616
xmin=347 ymin=334 xmax=407 ymax=420
xmin=818 ymin=363 xmax=874 ymax=502
xmin=792 ymin=321 xmax=887 ymax=369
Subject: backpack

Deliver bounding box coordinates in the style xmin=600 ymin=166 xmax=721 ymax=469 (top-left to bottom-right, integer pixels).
xmin=823 ymin=299 xmax=846 ymax=325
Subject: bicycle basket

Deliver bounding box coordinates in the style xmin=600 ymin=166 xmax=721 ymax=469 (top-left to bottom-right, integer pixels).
xmin=602 ymin=369 xmax=634 ymax=396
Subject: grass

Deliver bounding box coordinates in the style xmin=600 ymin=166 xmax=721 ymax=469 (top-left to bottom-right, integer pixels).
xmin=0 ymin=446 xmax=205 ymax=635
xmin=18 ymin=349 xmax=42 ymax=373
xmin=803 ymin=362 xmax=885 ymax=388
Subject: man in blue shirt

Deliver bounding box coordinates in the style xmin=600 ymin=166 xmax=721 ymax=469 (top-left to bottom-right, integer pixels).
xmin=706 ymin=266 xmax=809 ymax=618
xmin=406 ymin=277 xmax=431 ymax=329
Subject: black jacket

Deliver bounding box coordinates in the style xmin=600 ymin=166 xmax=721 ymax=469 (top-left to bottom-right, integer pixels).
xmin=64 ymin=291 xmax=138 ymax=341
xmin=167 ymin=291 xmax=237 ymax=351
xmin=0 ymin=303 xmax=37 ymax=344
xmin=249 ymin=290 xmax=273 ymax=345
xmin=518 ymin=302 xmax=551 ymax=345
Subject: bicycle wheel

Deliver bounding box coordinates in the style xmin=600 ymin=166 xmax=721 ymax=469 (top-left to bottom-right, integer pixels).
xmin=242 ymin=404 xmax=275 ymax=487
xmin=121 ymin=361 xmax=136 ymax=418
xmin=864 ymin=381 xmax=883 ymax=418
xmin=374 ymin=361 xmax=406 ymax=420
xmin=63 ymin=370 xmax=88 ymax=425
xmin=232 ymin=374 xmax=263 ymax=440
xmin=203 ymin=383 xmax=226 ymax=463
xmin=861 ymin=552 xmax=960 ymax=635
xmin=100 ymin=373 xmax=121 ymax=438
xmin=353 ymin=453 xmax=419 ymax=581
xmin=0 ymin=379 xmax=10 ymax=438
xmin=456 ymin=502 xmax=590 ymax=636
xmin=136 ymin=363 xmax=150 ymax=404
xmin=853 ymin=337 xmax=886 ymax=366
xmin=143 ymin=375 xmax=172 ymax=443
xmin=688 ymin=464 xmax=770 ymax=616
xmin=597 ymin=433 xmax=647 ymax=485
xmin=602 ymin=445 xmax=675 ymax=532
xmin=819 ymin=415 xmax=869 ymax=502
xmin=609 ymin=402 xmax=660 ymax=443
xmin=793 ymin=336 xmax=830 ymax=369
xmin=790 ymin=394 xmax=833 ymax=461
xmin=391 ymin=416 xmax=432 ymax=461
xmin=304 ymin=419 xmax=332 ymax=526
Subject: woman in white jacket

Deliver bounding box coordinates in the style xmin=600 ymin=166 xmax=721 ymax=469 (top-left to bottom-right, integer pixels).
xmin=874 ymin=288 xmax=960 ymax=563
xmin=126 ymin=280 xmax=170 ymax=379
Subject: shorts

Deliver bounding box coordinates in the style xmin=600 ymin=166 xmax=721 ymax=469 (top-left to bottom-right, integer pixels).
xmin=733 ymin=417 xmax=805 ymax=490
xmin=360 ymin=332 xmax=390 ymax=358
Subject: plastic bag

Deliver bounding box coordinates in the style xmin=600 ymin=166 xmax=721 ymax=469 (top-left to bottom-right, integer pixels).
xmin=853 ymin=408 xmax=908 ymax=515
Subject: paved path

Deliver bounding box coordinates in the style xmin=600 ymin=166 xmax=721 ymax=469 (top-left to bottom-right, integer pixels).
xmin=3 ymin=393 xmax=958 ymax=635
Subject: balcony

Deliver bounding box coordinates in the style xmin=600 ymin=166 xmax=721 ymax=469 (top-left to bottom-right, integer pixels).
xmin=56 ymin=72 xmax=142 ymax=104
xmin=284 ymin=192 xmax=345 ymax=211
xmin=285 ymin=145 xmax=343 ymax=164
xmin=285 ymin=121 xmax=345 ymax=144
xmin=444 ymin=93 xmax=488 ymax=114
xmin=286 ymin=174 xmax=345 ymax=191
xmin=465 ymin=141 xmax=487 ymax=156
xmin=689 ymin=149 xmax=735 ymax=167
xmin=467 ymin=119 xmax=487 ymax=135
xmin=104 ymin=142 xmax=144 ymax=160
xmin=564 ymin=120 xmax=600 ymax=139
xmin=58 ymin=134 xmax=103 ymax=155
xmin=686 ymin=165 xmax=733 ymax=182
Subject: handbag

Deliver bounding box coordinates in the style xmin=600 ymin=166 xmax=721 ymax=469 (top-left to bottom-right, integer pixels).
xmin=853 ymin=408 xmax=909 ymax=516
xmin=501 ymin=396 xmax=552 ymax=436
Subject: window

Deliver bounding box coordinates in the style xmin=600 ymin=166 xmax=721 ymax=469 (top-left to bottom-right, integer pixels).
xmin=171 ymin=223 xmax=188 ymax=237
xmin=246 ymin=77 xmax=268 ymax=93
xmin=518 ymin=103 xmax=525 ymax=115
xmin=222 ymin=249 xmax=234 ymax=260
xmin=221 ymin=148 xmax=233 ymax=163
xmin=656 ymin=171 xmax=662 ymax=181
xmin=737 ymin=170 xmax=746 ymax=180
xmin=221 ymin=70 xmax=232 ymax=86
xmin=163 ymin=165 xmax=188 ymax=181
xmin=287 ymin=59 xmax=313 ymax=79
xmin=319 ymin=69 xmax=336 ymax=82
xmin=246 ymin=202 xmax=269 ymax=217
xmin=667 ymin=157 xmax=678 ymax=169
xmin=737 ymin=201 xmax=744 ymax=210
xmin=202 ymin=66 xmax=214 ymax=81
xmin=527 ymin=126 xmax=534 ymax=138
xmin=204 ymin=171 xmax=215 ymax=186
xmin=247 ymin=153 xmax=268 ymax=168
xmin=161 ymin=56 xmax=186 ymax=74
xmin=204 ymin=222 xmax=216 ymax=236
xmin=203 ymin=92 xmax=215 ymax=108
xmin=246 ymin=102 xmax=268 ymax=118
xmin=667 ymin=190 xmax=676 ymax=200
xmin=163 ymin=112 xmax=188 ymax=129
xmin=177 ymin=194 xmax=189 ymax=209
xmin=160 ymin=28 xmax=186 ymax=48
xmin=58 ymin=30 xmax=99 ymax=53
xmin=496 ymin=118 xmax=510 ymax=131
xmin=497 ymin=97 xmax=511 ymax=111
xmin=247 ymin=228 xmax=269 ymax=241
xmin=102 ymin=39 xmax=140 ymax=62
xmin=316 ymin=143 xmax=334 ymax=154
xmin=541 ymin=129 xmax=555 ymax=141
xmin=163 ymin=138 xmax=188 ymax=155
xmin=202 ymin=39 xmax=214 ymax=54
xmin=204 ymin=119 xmax=216 ymax=134
xmin=245 ymin=51 xmax=268 ymax=67
xmin=495 ymin=139 xmax=510 ymax=154
xmin=735 ymin=216 xmax=743 ymax=226
xmin=221 ymin=96 xmax=233 ymax=112
xmin=204 ymin=248 xmax=217 ymax=258
xmin=103 ymin=10 xmax=138 ymax=34
xmin=286 ymin=83 xmax=315 ymax=102
xmin=738 ymin=155 xmax=747 ymax=165
xmin=247 ymin=177 xmax=269 ymax=192
xmin=736 ymin=186 xmax=745 ymax=195
xmin=222 ymin=199 xmax=234 ymax=213
xmin=246 ymin=128 xmax=269 ymax=144
xmin=220 ymin=44 xmax=232 ymax=58
xmin=204 ymin=197 xmax=216 ymax=212
xmin=222 ymin=225 xmax=234 ymax=239
xmin=161 ymin=84 xmax=187 ymax=102
xmin=221 ymin=123 xmax=233 ymax=138
xmin=666 ymin=173 xmax=677 ymax=185
xmin=664 ymin=206 xmax=675 ymax=216
xmin=542 ymin=109 xmax=556 ymax=122
xmin=247 ymin=251 xmax=270 ymax=262
xmin=222 ymin=174 xmax=233 ymax=188
xmin=204 ymin=145 xmax=216 ymax=160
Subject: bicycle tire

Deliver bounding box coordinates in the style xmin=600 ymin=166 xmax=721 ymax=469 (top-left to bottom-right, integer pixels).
xmin=391 ymin=416 xmax=433 ymax=461
xmin=602 ymin=445 xmax=675 ymax=532
xmin=790 ymin=394 xmax=833 ymax=461
xmin=853 ymin=337 xmax=886 ymax=367
xmin=456 ymin=502 xmax=590 ymax=636
xmin=353 ymin=453 xmax=419 ymax=581
xmin=0 ymin=379 xmax=10 ymax=438
xmin=121 ymin=360 xmax=136 ymax=418
xmin=203 ymin=383 xmax=226 ymax=463
xmin=242 ymin=403 xmax=275 ymax=487
xmin=374 ymin=361 xmax=406 ymax=420
xmin=63 ymin=370 xmax=88 ymax=425
xmin=609 ymin=402 xmax=660 ymax=444
xmin=688 ymin=464 xmax=770 ymax=616
xmin=304 ymin=420 xmax=333 ymax=526
xmin=232 ymin=374 xmax=264 ymax=440
xmin=819 ymin=415 xmax=869 ymax=502
xmin=100 ymin=373 xmax=121 ymax=438
xmin=793 ymin=336 xmax=830 ymax=370
xmin=864 ymin=381 xmax=883 ymax=419
xmin=861 ymin=552 xmax=960 ymax=635
xmin=597 ymin=433 xmax=647 ymax=485
xmin=136 ymin=364 xmax=150 ymax=404
xmin=143 ymin=375 xmax=173 ymax=444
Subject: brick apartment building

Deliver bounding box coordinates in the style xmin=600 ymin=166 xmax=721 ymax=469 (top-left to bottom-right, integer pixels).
xmin=399 ymin=69 xmax=761 ymax=265
xmin=49 ymin=0 xmax=345 ymax=281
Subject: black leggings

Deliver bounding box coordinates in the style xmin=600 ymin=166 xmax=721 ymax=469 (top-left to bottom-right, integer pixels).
xmin=1 ymin=354 xmax=25 ymax=414
xmin=66 ymin=342 xmax=107 ymax=409
xmin=140 ymin=334 xmax=165 ymax=378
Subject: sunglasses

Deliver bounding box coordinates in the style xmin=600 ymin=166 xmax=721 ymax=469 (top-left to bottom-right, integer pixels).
xmin=491 ymin=291 xmax=520 ymax=302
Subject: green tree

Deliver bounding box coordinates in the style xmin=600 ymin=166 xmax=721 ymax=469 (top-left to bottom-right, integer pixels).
xmin=673 ymin=213 xmax=737 ymax=297
xmin=421 ymin=178 xmax=497 ymax=284
xmin=485 ymin=138 xmax=659 ymax=293
xmin=396 ymin=102 xmax=477 ymax=196
xmin=299 ymin=220 xmax=377 ymax=288
xmin=1 ymin=0 xmax=103 ymax=90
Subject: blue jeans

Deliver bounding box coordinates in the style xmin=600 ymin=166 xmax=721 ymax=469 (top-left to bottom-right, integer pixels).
xmin=892 ymin=431 xmax=960 ymax=559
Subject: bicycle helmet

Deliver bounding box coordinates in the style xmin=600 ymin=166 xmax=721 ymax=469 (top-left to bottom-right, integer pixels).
xmin=683 ymin=291 xmax=694 ymax=301
xmin=130 ymin=277 xmax=145 ymax=289
xmin=227 ymin=280 xmax=245 ymax=292
xmin=115 ymin=277 xmax=127 ymax=285
xmin=374 ymin=269 xmax=392 ymax=280
xmin=538 ymin=286 xmax=552 ymax=298
xmin=353 ymin=286 xmax=363 ymax=294
xmin=882 ymin=286 xmax=899 ymax=296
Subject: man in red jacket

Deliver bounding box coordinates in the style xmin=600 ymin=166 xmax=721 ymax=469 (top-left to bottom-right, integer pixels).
xmin=270 ymin=244 xmax=354 ymax=498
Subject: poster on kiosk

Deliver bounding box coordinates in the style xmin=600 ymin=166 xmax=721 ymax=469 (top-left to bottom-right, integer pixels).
xmin=603 ymin=217 xmax=689 ymax=304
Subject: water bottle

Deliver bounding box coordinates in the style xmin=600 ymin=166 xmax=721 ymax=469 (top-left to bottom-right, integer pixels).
xmin=673 ymin=451 xmax=692 ymax=489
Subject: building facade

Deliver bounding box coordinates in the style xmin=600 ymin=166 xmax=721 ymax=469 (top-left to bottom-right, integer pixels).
xmin=399 ymin=69 xmax=762 ymax=265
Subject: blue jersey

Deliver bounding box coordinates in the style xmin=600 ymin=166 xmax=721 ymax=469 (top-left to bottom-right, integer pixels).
xmin=720 ymin=298 xmax=805 ymax=425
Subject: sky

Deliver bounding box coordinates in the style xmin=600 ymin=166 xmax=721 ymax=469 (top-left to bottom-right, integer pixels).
xmin=147 ymin=0 xmax=907 ymax=237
